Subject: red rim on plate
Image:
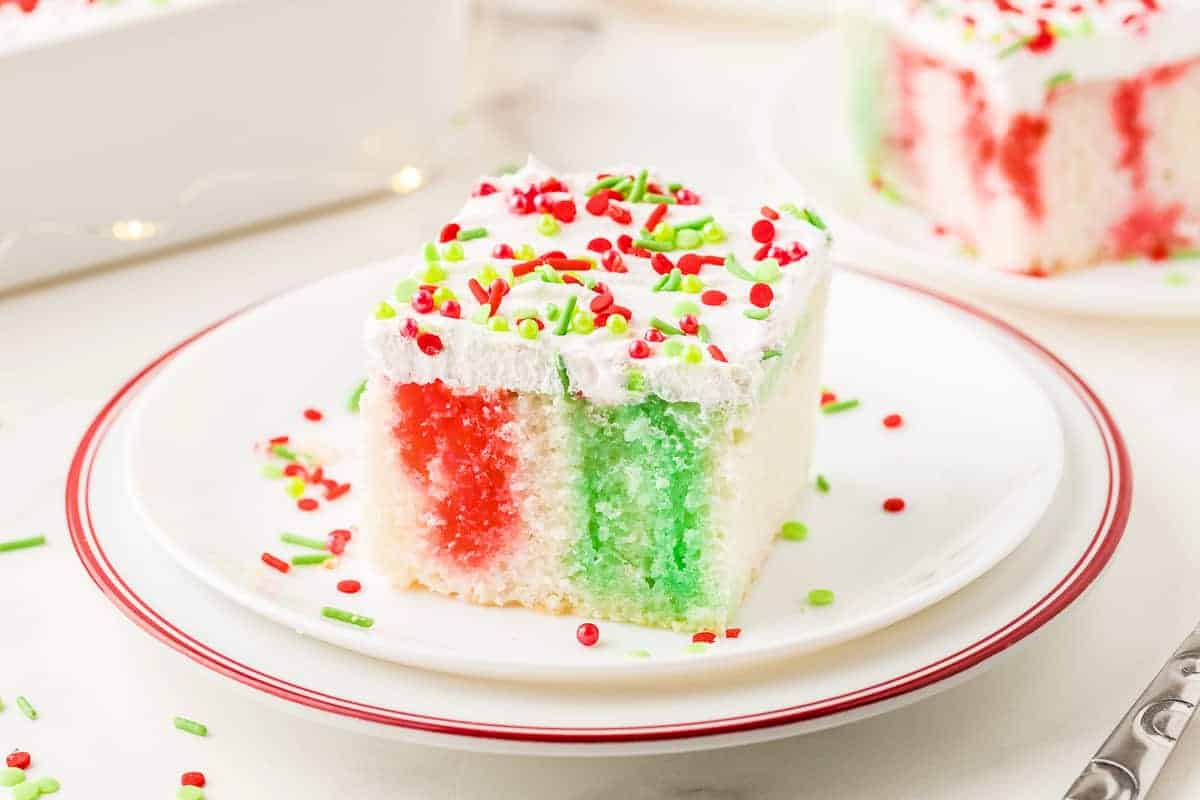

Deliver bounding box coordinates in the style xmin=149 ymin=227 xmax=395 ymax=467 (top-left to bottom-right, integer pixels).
xmin=66 ymin=268 xmax=1131 ymax=744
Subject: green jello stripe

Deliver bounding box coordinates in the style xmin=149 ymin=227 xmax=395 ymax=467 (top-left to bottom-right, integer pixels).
xmin=565 ymin=394 xmax=717 ymax=623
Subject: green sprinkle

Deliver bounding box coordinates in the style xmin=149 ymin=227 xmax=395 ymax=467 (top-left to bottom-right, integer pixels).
xmin=421 ymin=263 xmax=448 ymax=284
xmin=285 ymin=476 xmax=306 ymax=498
xmin=0 ymin=768 xmax=24 ymax=787
xmin=625 ymin=369 xmax=646 ymax=393
xmin=685 ymin=642 xmax=708 ymax=654
xmin=605 ymin=314 xmax=628 ymax=334
xmin=650 ymin=317 xmax=683 ymax=336
xmin=780 ymin=521 xmax=808 ymax=541
xmin=443 ymin=242 xmax=465 ymax=261
xmin=662 ymin=268 xmax=682 ymax=292
xmin=584 ymin=175 xmax=621 ymax=196
xmin=674 ymin=215 xmax=713 ymax=231
xmin=456 ymin=226 xmax=487 ymax=241
xmin=667 ymin=182 xmax=682 ymax=192
xmin=761 ymin=349 xmax=782 ymax=360
xmin=672 ymin=300 xmax=701 ymax=317
xmin=651 ymin=272 xmax=671 ymax=292
xmin=469 ymin=306 xmax=490 ymax=325
xmin=422 ymin=242 xmax=439 ymax=262
xmin=816 ymin=474 xmax=830 ymax=493
xmin=807 ymin=588 xmax=835 ymax=606
xmin=663 ymin=339 xmax=684 ymax=358
xmin=556 ymin=355 xmax=571 ymax=396
xmin=271 ymin=444 xmax=297 ymax=461
xmin=610 ymin=177 xmax=633 ymax=197
xmin=1045 ymin=70 xmax=1074 ymax=90
xmin=488 ymin=316 xmax=510 ymax=333
xmin=537 ymin=213 xmax=560 ymax=237
xmin=681 ymin=274 xmax=703 ymax=293
xmin=634 ymin=238 xmax=674 ymax=252
xmin=676 ymin=228 xmax=702 ymax=249
xmin=697 ymin=324 xmax=711 ymax=343
xmin=626 ymin=648 xmax=652 ymax=659
xmin=643 ymin=192 xmax=676 ymax=204
xmin=652 ymin=222 xmax=675 ymax=243
xmin=572 ymin=311 xmax=595 ymax=335
xmin=545 ymin=302 xmax=560 ymax=321
xmin=1169 ymin=248 xmax=1200 ymax=260
xmin=629 ymin=168 xmax=649 ymax=203
xmin=177 ymin=787 xmax=204 ymax=800
xmin=15 ymin=696 xmax=36 ymax=720
xmin=744 ymin=308 xmax=771 ymax=321
xmin=261 ymin=464 xmax=283 ymax=479
xmin=554 ymin=295 xmax=577 ymax=336
xmin=394 ymin=277 xmax=420 ymax=301
xmin=514 ymin=243 xmax=536 ymax=260
xmin=12 ymin=783 xmax=38 ymax=800
xmin=802 ymin=207 xmax=827 ymax=230
xmin=37 ymin=777 xmax=60 ymax=794
xmin=291 ymin=553 xmax=331 ymax=566
xmin=1165 ymin=270 xmax=1190 ymax=287
xmin=538 ymin=264 xmax=563 ymax=283
xmin=724 ymin=253 xmax=756 ymax=281
xmin=0 ymin=535 xmax=45 ymax=554
xmin=173 ymin=716 xmax=207 ymax=737
xmin=347 ymin=378 xmax=367 ymax=412
xmin=322 ymin=606 xmax=374 ymax=628
xmin=374 ymin=301 xmax=396 ymax=320
xmin=701 ymin=221 xmax=725 ymax=243
xmin=821 ymin=399 xmax=860 ymax=414
xmin=433 ymin=286 xmax=456 ymax=307
xmin=518 ymin=318 xmax=540 ymax=340
xmin=280 ymin=532 xmax=328 ymax=551
xmin=477 ymin=263 xmax=500 ymax=285
xmin=997 ymin=36 xmax=1032 ymax=59
xmin=683 ymin=344 xmax=703 ymax=364
xmin=755 ymin=258 xmax=782 ymax=283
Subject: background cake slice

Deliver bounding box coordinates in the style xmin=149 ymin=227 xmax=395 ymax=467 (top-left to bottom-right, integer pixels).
xmin=360 ymin=160 xmax=831 ymax=631
xmin=857 ymin=1 xmax=1200 ymax=274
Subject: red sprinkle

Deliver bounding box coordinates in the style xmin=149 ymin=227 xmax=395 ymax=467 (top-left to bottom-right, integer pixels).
xmin=330 ymin=528 xmax=353 ymax=541
xmin=725 ymin=627 xmax=741 ymax=639
xmin=587 ymin=237 xmax=612 ymax=253
xmin=608 ymin=305 xmax=633 ymax=320
xmin=303 ymin=408 xmax=323 ymax=422
xmin=511 ymin=258 xmax=544 ymax=278
xmin=753 ymin=241 xmax=773 ymax=261
xmin=552 ymin=199 xmax=577 ymax=223
xmin=701 ymin=290 xmax=728 ymax=306
xmin=601 ymin=250 xmax=627 ymax=273
xmin=628 ymin=340 xmax=652 ymax=359
xmin=337 ymin=579 xmax=362 ymax=594
xmin=325 ymin=483 xmax=352 ymax=501
xmin=401 ymin=318 xmax=419 ymax=339
xmin=650 ymin=253 xmax=674 ymax=275
xmin=411 ymin=290 xmax=435 ymax=314
xmin=487 ymin=279 xmax=507 ymax=317
xmin=883 ymin=413 xmax=904 ymax=429
xmin=675 ymin=188 xmax=701 ymax=205
xmin=644 ymin=203 xmax=669 ymax=234
xmin=760 ymin=206 xmax=780 ymax=220
xmin=590 ymin=293 xmax=614 ymax=314
xmin=283 ymin=463 xmax=307 ymax=478
xmin=181 ymin=772 xmax=206 ymax=788
xmin=707 ymin=344 xmax=727 ymax=363
xmin=751 ymin=219 xmax=776 ymax=243
xmin=297 ymin=498 xmax=319 ymax=512
xmin=441 ymin=300 xmax=462 ymax=319
xmin=439 ymin=223 xmax=460 ymax=243
xmin=677 ymin=254 xmax=703 ymax=275
xmin=547 ymin=258 xmax=592 ymax=271
xmin=606 ymin=204 xmax=632 ymax=225
xmin=268 ymin=435 xmax=289 ymax=445
xmin=616 ymin=234 xmax=634 ymax=253
xmin=643 ymin=328 xmax=666 ymax=343
xmin=576 ymin=622 xmax=600 ymax=647
xmin=679 ymin=314 xmax=700 ymax=335
xmin=820 ymin=391 xmax=837 ymax=406
xmin=883 ymin=497 xmax=906 ymax=513
xmin=692 ymin=631 xmax=717 ymax=644
xmin=585 ymin=194 xmax=610 ymax=216
xmin=492 ymin=243 xmax=514 ymax=259
xmin=417 ymin=332 xmax=444 ymax=356
xmin=749 ymin=283 xmax=774 ymax=308
xmin=6 ymin=752 xmax=30 ymax=770
xmin=473 ymin=181 xmax=498 ymax=197
xmin=261 ymin=552 xmax=290 ymax=573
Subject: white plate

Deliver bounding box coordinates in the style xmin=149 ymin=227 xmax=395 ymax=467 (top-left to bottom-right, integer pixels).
xmin=70 ymin=266 xmax=1129 ymax=754
xmin=123 ymin=266 xmax=1062 ymax=682
xmin=754 ymin=28 xmax=1200 ymax=318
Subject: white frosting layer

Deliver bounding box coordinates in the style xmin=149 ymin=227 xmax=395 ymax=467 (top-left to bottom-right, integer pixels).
xmin=878 ymin=0 xmax=1200 ymax=110
xmin=365 ymin=159 xmax=831 ymax=409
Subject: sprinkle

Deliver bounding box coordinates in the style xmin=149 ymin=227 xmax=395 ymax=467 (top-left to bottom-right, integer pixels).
xmin=5 ymin=754 xmax=29 ymax=770
xmin=456 ymin=226 xmax=487 ymax=241
xmin=807 ymin=588 xmax=835 ymax=607
xmin=802 ymin=207 xmax=827 ymax=230
xmin=546 ymin=258 xmax=592 ymax=271
xmin=692 ymin=631 xmax=716 ymax=644
xmin=13 ymin=695 xmax=38 ymax=721
xmin=681 ymin=274 xmax=703 ymax=293
xmin=346 ymin=379 xmax=367 ymax=412
xmin=749 ymin=283 xmax=774 ymax=307
xmin=707 ymin=345 xmax=727 ymax=362
xmin=674 ymin=215 xmax=712 ymax=231
xmin=537 ymin=213 xmax=560 ymax=236
xmin=780 ymin=521 xmax=808 ymax=541
xmin=628 ymin=340 xmax=651 ymax=359
xmin=683 ymin=344 xmax=703 ymax=364
xmin=302 ymin=408 xmax=323 ymax=422
xmin=584 ymin=175 xmax=621 ymax=196
xmin=751 ymin=219 xmax=776 ymax=243
xmin=820 ymin=390 xmax=836 ymax=405
xmin=642 ymin=192 xmax=676 ymax=204
xmin=417 ymin=332 xmax=444 ymax=356
xmin=173 ymin=716 xmax=207 ymax=737
xmin=38 ymin=777 xmax=60 ymax=794
xmin=280 ymin=532 xmax=328 ymax=551
xmin=816 ymin=474 xmax=830 ymax=493
xmin=177 ymin=787 xmax=204 ymax=800
xmin=1045 ymin=70 xmax=1074 ymax=90
xmin=883 ymin=497 xmax=906 ymax=513
xmin=181 ymin=772 xmax=206 ymax=788
xmin=13 ymin=783 xmax=38 ymax=800
xmin=676 ymin=228 xmax=702 ymax=249
xmin=644 ymin=203 xmax=669 ymax=233
xmin=0 ymin=535 xmax=45 ymax=554
xmin=663 ymin=340 xmax=684 ymax=358
xmin=285 ymin=476 xmax=306 ymax=498
xmin=322 ymin=606 xmax=374 ymax=628
xmin=261 ymin=552 xmax=290 ymax=573
xmin=634 ymin=238 xmax=674 ymax=252
xmin=374 ymin=301 xmax=396 ymax=320
xmin=650 ymin=317 xmax=683 ymax=336
xmin=629 ymin=169 xmax=649 ymax=203
xmin=754 ymin=258 xmax=782 ymax=283
xmin=610 ymin=177 xmax=633 ymax=197
xmin=725 ymin=628 xmax=741 ymax=639
xmin=883 ymin=413 xmax=903 ymax=428
xmin=0 ymin=770 xmax=24 ymax=788
xmin=821 ymin=399 xmax=860 ymax=414
xmin=422 ymin=242 xmax=439 ymax=262
xmin=487 ymin=316 xmax=510 ymax=333
xmin=443 ymin=241 xmax=465 ymax=261
xmin=605 ymin=314 xmax=628 ymax=335
xmin=724 ymin=253 xmax=756 ymax=281
xmin=572 ymin=311 xmax=595 ymax=335
xmin=291 ymin=553 xmax=331 ymax=566
xmin=701 ymin=290 xmax=727 ymax=306
xmin=743 ymin=308 xmax=771 ymax=321
xmin=761 ymin=349 xmax=782 ymax=360
xmin=702 ymin=221 xmax=725 ymax=243
xmin=576 ymin=622 xmax=600 ymax=647
xmin=554 ymin=295 xmax=577 ymax=336
xmin=606 ymin=204 xmax=632 ymax=225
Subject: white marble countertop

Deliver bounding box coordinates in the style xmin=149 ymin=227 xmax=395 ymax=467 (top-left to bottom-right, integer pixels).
xmin=3 ymin=12 xmax=1200 ymax=799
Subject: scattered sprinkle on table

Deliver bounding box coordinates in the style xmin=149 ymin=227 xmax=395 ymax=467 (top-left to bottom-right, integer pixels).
xmin=807 ymin=589 xmax=835 ymax=607
xmin=280 ymin=532 xmax=329 ymax=551
xmin=576 ymin=622 xmax=600 ymax=647
xmin=261 ymin=552 xmax=290 ymax=573
xmin=303 ymin=407 xmax=324 ymax=422
xmin=322 ymin=606 xmax=374 ymax=628
xmin=15 ymin=696 xmax=36 ymax=720
xmin=292 ymin=553 xmax=331 ymax=566
xmin=0 ymin=535 xmax=46 ymax=554
xmin=883 ymin=497 xmax=907 ymax=513
xmin=296 ymin=498 xmax=319 ymax=512
xmin=821 ymin=399 xmax=860 ymax=415
xmin=0 ymin=768 xmax=23 ymax=788
xmin=173 ymin=716 xmax=208 ymax=737
xmin=37 ymin=776 xmax=60 ymax=794
xmin=12 ymin=782 xmax=39 ymax=800
xmin=5 ymin=753 xmax=30 ymax=770
xmin=337 ymin=579 xmax=362 ymax=594
xmin=181 ymin=772 xmax=206 ymax=788
xmin=692 ymin=631 xmax=716 ymax=644
xmin=725 ymin=628 xmax=741 ymax=639
xmin=347 ymin=378 xmax=368 ymax=412
xmin=177 ymin=786 xmax=205 ymax=800
xmin=815 ymin=474 xmax=830 ymax=493
xmin=883 ymin=413 xmax=904 ymax=429
xmin=779 ymin=521 xmax=808 ymax=541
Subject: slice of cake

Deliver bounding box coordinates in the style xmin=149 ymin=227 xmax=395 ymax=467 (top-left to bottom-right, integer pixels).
xmin=856 ymin=1 xmax=1200 ymax=273
xmin=360 ymin=159 xmax=832 ymax=631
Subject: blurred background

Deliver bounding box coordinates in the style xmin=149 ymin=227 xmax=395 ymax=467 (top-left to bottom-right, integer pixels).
xmin=0 ymin=0 xmax=838 ymax=293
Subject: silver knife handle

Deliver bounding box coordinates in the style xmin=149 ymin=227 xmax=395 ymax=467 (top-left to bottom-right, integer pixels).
xmin=1064 ymin=624 xmax=1200 ymax=799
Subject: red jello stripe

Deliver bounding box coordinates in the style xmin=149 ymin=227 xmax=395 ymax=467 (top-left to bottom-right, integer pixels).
xmin=999 ymin=113 xmax=1048 ymax=221
xmin=390 ymin=381 xmax=520 ymax=569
